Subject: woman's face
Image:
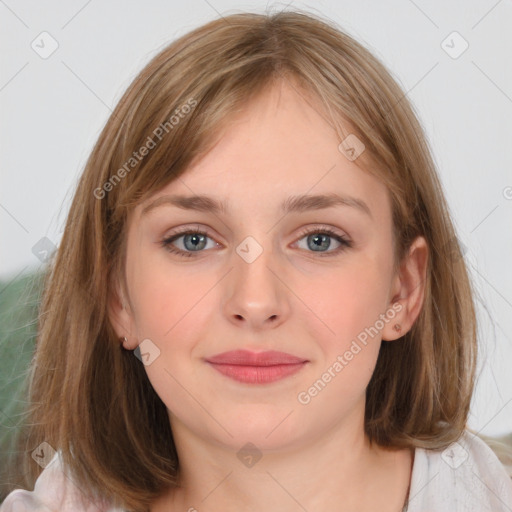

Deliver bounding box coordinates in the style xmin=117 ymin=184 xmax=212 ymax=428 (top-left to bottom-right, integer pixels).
xmin=114 ymin=80 xmax=409 ymax=452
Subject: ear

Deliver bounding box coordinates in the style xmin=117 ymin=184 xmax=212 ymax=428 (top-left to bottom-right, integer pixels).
xmin=108 ymin=277 xmax=139 ymax=350
xmin=382 ymin=236 xmax=429 ymax=341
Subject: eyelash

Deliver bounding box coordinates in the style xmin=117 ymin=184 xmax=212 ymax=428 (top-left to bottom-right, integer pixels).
xmin=160 ymin=225 xmax=353 ymax=259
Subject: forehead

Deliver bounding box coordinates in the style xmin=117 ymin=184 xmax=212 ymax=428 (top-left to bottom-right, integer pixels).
xmin=136 ymin=80 xmax=391 ymax=223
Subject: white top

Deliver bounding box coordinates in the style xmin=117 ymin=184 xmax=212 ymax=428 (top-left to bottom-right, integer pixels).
xmin=2 ymin=430 xmax=511 ymax=511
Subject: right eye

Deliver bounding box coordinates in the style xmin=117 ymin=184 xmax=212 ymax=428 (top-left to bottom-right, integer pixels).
xmin=161 ymin=229 xmax=220 ymax=258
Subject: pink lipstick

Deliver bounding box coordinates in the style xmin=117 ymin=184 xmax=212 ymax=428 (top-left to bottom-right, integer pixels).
xmin=205 ymin=350 xmax=308 ymax=384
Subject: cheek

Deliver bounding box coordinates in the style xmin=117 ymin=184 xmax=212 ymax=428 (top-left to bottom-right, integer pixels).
xmin=126 ymin=241 xmax=192 ymax=332
xmin=131 ymin=264 xmax=210 ymax=343
xmin=294 ymin=264 xmax=389 ymax=414
xmin=300 ymin=255 xmax=391 ymax=353
xmin=127 ymin=253 xmax=223 ymax=392
xmin=127 ymin=259 xmax=215 ymax=415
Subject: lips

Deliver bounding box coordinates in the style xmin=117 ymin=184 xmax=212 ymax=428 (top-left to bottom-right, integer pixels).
xmin=205 ymin=350 xmax=308 ymax=384
xmin=205 ymin=349 xmax=307 ymax=366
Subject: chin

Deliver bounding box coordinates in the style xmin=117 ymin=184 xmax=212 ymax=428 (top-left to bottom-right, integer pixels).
xmin=214 ymin=406 xmax=306 ymax=451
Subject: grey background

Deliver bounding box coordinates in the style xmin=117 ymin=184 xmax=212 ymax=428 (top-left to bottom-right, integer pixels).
xmin=1 ymin=0 xmax=511 ymax=436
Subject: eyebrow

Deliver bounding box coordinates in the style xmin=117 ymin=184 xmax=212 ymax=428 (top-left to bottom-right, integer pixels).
xmin=141 ymin=193 xmax=372 ymax=218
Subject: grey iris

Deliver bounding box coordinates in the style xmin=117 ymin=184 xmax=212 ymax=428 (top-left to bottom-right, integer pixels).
xmin=308 ymin=233 xmax=330 ymax=251
xmin=184 ymin=233 xmax=207 ymax=251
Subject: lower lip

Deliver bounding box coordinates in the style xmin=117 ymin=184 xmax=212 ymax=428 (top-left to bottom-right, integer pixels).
xmin=207 ymin=362 xmax=307 ymax=384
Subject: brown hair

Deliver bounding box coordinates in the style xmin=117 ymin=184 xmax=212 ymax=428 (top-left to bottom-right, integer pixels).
xmin=15 ymin=9 xmax=479 ymax=511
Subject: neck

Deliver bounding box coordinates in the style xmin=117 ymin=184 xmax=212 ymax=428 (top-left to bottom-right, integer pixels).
xmin=151 ymin=411 xmax=413 ymax=512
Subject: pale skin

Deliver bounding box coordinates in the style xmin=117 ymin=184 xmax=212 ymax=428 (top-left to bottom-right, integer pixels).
xmin=109 ymin=79 xmax=428 ymax=512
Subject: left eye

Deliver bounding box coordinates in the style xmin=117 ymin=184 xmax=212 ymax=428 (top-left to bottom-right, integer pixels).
xmin=294 ymin=228 xmax=352 ymax=255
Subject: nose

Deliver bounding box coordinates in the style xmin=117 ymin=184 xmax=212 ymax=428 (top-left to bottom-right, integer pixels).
xmin=222 ymin=243 xmax=290 ymax=331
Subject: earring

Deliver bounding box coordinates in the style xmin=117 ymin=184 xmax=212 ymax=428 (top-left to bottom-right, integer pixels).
xmin=393 ymin=324 xmax=401 ymax=332
xmin=119 ymin=336 xmax=128 ymax=346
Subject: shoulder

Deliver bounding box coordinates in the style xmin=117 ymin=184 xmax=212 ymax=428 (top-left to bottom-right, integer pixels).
xmin=0 ymin=453 xmax=125 ymax=512
xmin=407 ymin=429 xmax=512 ymax=511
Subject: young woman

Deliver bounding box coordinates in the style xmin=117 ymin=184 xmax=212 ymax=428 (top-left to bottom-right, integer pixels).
xmin=2 ymin=9 xmax=511 ymax=512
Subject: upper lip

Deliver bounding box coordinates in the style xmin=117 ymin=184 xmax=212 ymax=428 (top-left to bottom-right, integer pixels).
xmin=205 ymin=350 xmax=308 ymax=366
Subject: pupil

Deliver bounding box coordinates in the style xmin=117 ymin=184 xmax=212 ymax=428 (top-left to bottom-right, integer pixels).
xmin=185 ymin=234 xmax=206 ymax=251
xmin=310 ymin=234 xmax=330 ymax=251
